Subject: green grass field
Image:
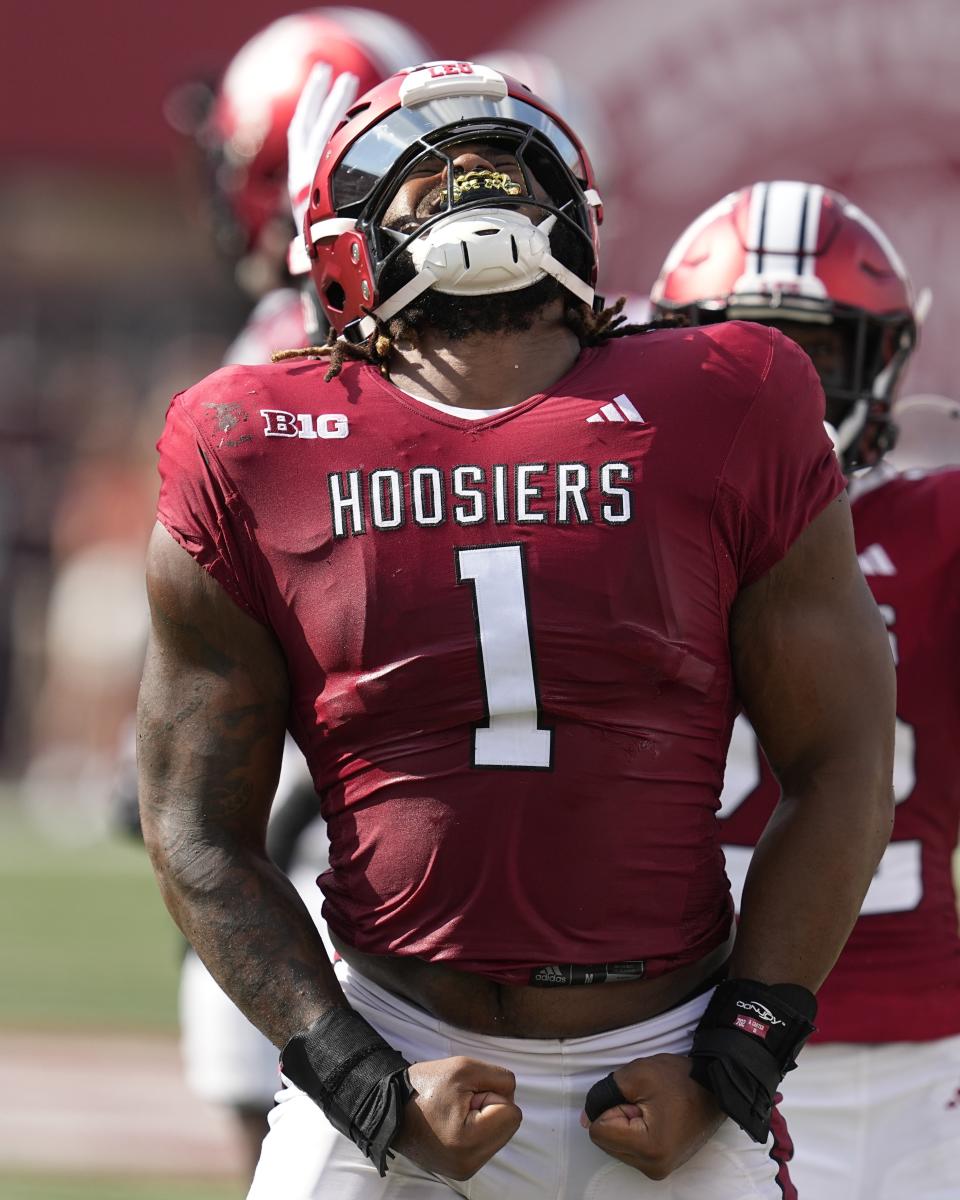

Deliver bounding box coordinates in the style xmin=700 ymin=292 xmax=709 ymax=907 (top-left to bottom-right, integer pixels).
xmin=0 ymin=805 xmax=181 ymax=1031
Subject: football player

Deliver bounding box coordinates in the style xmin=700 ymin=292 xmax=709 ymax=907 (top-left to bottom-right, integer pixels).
xmin=652 ymin=180 xmax=960 ymax=1199
xmin=139 ymin=67 xmax=895 ymax=1198
xmin=173 ymin=7 xmax=432 ymax=363
xmin=165 ymin=8 xmax=431 ymax=1176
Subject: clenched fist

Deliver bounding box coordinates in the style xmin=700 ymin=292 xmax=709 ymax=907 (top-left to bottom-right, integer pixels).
xmin=581 ymin=1053 xmax=724 ymax=1180
xmin=393 ymin=1056 xmax=523 ymax=1180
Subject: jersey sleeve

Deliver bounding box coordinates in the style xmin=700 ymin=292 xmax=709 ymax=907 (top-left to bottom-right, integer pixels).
xmin=156 ymin=390 xmax=267 ymax=623
xmin=718 ymin=326 xmax=846 ymax=586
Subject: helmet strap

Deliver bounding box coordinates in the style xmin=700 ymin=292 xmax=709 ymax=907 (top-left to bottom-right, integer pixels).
xmin=358 ymin=209 xmax=594 ymax=338
xmin=826 ymin=397 xmax=869 ymax=461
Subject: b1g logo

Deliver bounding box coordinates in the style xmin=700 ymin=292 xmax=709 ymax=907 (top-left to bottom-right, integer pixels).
xmin=260 ymin=410 xmax=348 ymax=440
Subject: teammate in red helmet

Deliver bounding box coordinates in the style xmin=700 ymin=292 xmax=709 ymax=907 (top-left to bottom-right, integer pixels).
xmin=651 ymin=181 xmax=916 ymax=473
xmin=139 ymin=71 xmax=895 ymax=1197
xmin=164 ymin=10 xmax=431 ymax=1178
xmin=654 ymin=180 xmax=960 ymax=1199
xmin=193 ymin=9 xmax=428 ymax=279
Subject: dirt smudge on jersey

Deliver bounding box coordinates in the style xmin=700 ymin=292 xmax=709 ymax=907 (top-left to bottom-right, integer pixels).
xmin=204 ymin=401 xmax=248 ymax=434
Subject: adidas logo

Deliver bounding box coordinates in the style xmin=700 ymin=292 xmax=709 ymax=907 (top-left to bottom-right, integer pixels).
xmin=858 ymin=544 xmax=896 ymax=577
xmin=585 ymin=393 xmax=644 ymax=423
xmin=530 ymin=965 xmax=569 ymax=986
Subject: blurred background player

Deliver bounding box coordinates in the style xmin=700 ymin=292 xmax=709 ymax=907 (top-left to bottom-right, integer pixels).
xmin=160 ymin=8 xmax=432 ymax=1178
xmin=168 ymin=7 xmax=432 ymax=362
xmin=651 ymin=180 xmax=960 ymax=1199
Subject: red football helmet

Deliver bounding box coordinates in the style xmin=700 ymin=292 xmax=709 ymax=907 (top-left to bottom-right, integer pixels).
xmin=651 ymin=181 xmax=918 ymax=470
xmin=303 ymin=61 xmax=604 ymax=339
xmin=197 ymin=9 xmax=431 ymax=259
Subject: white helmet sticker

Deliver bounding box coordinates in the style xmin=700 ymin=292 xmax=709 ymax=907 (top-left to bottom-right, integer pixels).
xmin=399 ymin=62 xmax=509 ymax=108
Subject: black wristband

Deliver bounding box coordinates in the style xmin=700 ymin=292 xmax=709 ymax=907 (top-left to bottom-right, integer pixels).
xmin=689 ymin=979 xmax=816 ymax=1143
xmin=280 ymin=1007 xmax=413 ymax=1176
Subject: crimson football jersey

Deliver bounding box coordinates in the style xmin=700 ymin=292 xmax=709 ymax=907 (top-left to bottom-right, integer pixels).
xmin=157 ymin=321 xmax=842 ymax=985
xmin=720 ymin=463 xmax=960 ymax=1041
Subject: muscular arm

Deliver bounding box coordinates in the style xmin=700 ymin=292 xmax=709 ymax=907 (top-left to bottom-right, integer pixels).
xmin=582 ymin=493 xmax=894 ymax=1178
xmin=729 ymin=492 xmax=896 ymax=989
xmin=136 ymin=522 xmax=344 ymax=1046
xmin=138 ymin=522 xmax=522 ymax=1176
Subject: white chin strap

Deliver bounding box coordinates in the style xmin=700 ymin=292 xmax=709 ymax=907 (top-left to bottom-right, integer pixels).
xmin=824 ymin=397 xmax=869 ymax=460
xmin=358 ymin=209 xmax=594 ymax=338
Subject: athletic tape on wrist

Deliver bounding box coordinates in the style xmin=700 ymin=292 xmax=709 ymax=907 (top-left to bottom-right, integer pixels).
xmin=689 ymin=979 xmax=816 ymax=1143
xmin=583 ymin=1071 xmax=630 ymax=1122
xmin=280 ymin=1007 xmax=413 ymax=1176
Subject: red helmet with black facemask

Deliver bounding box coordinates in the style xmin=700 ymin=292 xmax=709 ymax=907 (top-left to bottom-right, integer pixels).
xmin=651 ymin=182 xmax=918 ymax=471
xmin=303 ymin=61 xmax=604 ymax=341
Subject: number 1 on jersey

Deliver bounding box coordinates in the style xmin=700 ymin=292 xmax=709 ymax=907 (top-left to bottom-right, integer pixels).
xmin=456 ymin=544 xmax=553 ymax=770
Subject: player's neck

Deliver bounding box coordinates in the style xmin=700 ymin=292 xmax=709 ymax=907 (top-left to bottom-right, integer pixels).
xmin=387 ymin=300 xmax=582 ymax=410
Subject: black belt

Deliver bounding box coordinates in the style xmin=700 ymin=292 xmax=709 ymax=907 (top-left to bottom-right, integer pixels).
xmin=528 ymin=960 xmax=729 ymax=997
xmin=528 ymin=960 xmax=647 ymax=987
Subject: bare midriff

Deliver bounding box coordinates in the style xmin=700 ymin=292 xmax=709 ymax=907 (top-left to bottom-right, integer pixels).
xmin=331 ymin=928 xmax=734 ymax=1039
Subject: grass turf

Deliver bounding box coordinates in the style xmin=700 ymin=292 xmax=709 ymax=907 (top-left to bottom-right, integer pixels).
xmin=0 ymin=805 xmax=182 ymax=1031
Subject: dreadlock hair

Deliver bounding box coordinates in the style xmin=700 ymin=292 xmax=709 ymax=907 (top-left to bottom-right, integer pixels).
xmin=563 ymin=295 xmax=686 ymax=347
xmin=272 ymin=313 xmax=396 ymax=382
xmin=271 ymin=296 xmax=686 ymax=381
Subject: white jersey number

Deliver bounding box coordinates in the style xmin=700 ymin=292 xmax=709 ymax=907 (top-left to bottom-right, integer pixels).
xmin=456 ymin=545 xmax=553 ymax=770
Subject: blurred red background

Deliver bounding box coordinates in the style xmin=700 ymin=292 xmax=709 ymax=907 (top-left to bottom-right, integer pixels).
xmin=3 ymin=1 xmax=540 ymax=169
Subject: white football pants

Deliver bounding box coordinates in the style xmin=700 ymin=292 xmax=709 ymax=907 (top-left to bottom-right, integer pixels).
xmin=778 ymin=1036 xmax=960 ymax=1199
xmin=248 ymin=963 xmax=795 ymax=1199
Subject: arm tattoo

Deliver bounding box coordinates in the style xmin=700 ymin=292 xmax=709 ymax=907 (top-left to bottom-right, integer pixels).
xmin=137 ymin=540 xmax=344 ymax=1046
